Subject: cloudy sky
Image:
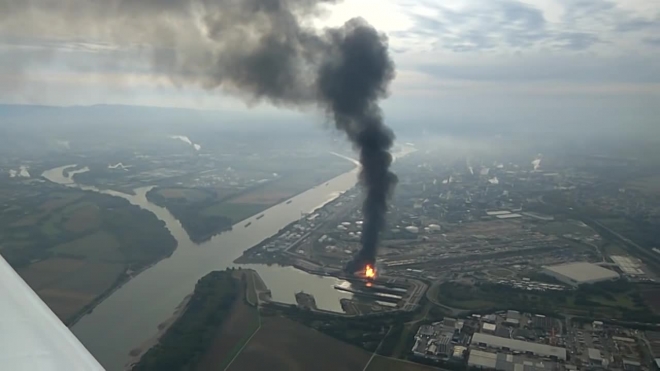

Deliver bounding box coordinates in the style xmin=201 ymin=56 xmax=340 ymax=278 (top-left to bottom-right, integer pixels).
xmin=1 ymin=0 xmax=659 ymax=134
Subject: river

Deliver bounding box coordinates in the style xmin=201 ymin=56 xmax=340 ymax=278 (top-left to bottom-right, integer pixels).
xmin=42 ymin=164 xmax=359 ymax=370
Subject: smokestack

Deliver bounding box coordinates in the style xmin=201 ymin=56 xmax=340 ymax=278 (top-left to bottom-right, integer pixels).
xmin=2 ymin=0 xmax=397 ymax=271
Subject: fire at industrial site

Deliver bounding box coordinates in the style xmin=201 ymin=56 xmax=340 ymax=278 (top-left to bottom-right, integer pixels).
xmin=364 ymin=265 xmax=376 ymax=279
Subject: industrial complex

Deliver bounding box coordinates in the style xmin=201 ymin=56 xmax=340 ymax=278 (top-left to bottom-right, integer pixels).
xmin=407 ymin=308 xmax=655 ymax=371
xmin=542 ymin=262 xmax=620 ymax=286
xmin=233 ymin=147 xmax=660 ymax=371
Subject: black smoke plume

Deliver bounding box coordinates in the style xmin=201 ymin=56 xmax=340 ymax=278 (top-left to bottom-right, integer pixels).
xmin=1 ymin=0 xmax=397 ymax=271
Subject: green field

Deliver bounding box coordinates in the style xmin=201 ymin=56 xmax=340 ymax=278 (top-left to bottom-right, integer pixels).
xmin=0 ymin=185 xmax=176 ymax=323
xmin=53 ymin=262 xmax=125 ymax=295
xmin=62 ymin=202 xmax=101 ymax=233
xmin=434 ymin=280 xmax=650 ymax=318
xmin=41 ymin=219 xmax=61 ymax=237
xmin=201 ymin=202 xmax=267 ymax=222
xmin=197 ymin=271 xmax=261 ymax=371
xmin=52 ymin=231 xmax=123 ymax=261
xmin=155 ymin=187 xmax=210 ymax=203
xmin=19 ymin=258 xmax=126 ymax=321
xmin=588 ymin=292 xmax=636 ymax=309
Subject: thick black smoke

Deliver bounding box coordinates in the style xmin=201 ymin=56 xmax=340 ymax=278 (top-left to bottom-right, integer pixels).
xmin=1 ymin=0 xmax=396 ymax=270
xmin=316 ymin=22 xmax=397 ymax=272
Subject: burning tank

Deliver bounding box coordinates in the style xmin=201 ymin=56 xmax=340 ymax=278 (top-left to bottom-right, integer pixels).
xmin=354 ymin=264 xmax=377 ymax=283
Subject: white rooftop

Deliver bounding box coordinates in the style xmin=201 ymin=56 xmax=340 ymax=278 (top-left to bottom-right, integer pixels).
xmin=483 ymin=323 xmax=497 ymax=332
xmin=611 ymin=255 xmax=645 ymax=276
xmin=486 ymin=210 xmax=511 ymax=216
xmin=497 ymin=213 xmax=523 ymax=219
xmin=543 ymin=262 xmax=619 ymax=284
xmin=471 ymin=333 xmax=567 ymax=360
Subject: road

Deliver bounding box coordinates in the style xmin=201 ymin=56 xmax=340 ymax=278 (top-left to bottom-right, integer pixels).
xmin=424 ymin=281 xmax=468 ymax=317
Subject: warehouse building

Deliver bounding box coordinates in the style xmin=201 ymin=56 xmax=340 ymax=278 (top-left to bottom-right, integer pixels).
xmin=471 ymin=333 xmax=567 ymax=361
xmin=541 ymin=262 xmax=619 ymax=286
xmin=468 ymin=349 xmax=557 ymax=371
xmin=483 ymin=323 xmax=497 ymax=334
xmin=611 ymin=255 xmax=645 ymax=276
xmin=588 ymin=348 xmax=602 ymax=365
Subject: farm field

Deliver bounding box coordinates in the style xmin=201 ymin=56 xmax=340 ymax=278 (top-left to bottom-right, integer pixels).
xmin=0 ymin=185 xmax=176 ymax=324
xmin=153 ymin=187 xmax=211 ymax=203
xmin=19 ymin=258 xmax=125 ymax=320
xmin=196 ymin=270 xmax=260 ymax=371
xmin=52 ymin=231 xmax=123 ymax=261
xmin=226 ymin=316 xmax=371 ymax=371
xmin=535 ymin=220 xmax=594 ymax=237
xmin=434 ymin=280 xmax=650 ymax=319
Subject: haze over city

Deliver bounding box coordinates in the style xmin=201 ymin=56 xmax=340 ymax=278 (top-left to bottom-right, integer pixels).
xmin=1 ymin=1 xmax=660 ymax=371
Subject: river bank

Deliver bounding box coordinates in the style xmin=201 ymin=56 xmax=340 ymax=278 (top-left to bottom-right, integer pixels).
xmin=123 ymin=293 xmax=192 ymax=370
xmin=46 ymin=146 xmax=413 ymax=370
xmin=47 ymin=166 xmax=359 ymax=370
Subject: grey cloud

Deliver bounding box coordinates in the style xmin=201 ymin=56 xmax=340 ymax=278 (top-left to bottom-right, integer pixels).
xmin=397 ymin=0 xmax=660 ymax=53
xmin=644 ymin=37 xmax=660 ymax=47
xmin=398 ymin=0 xmax=602 ymax=52
xmin=560 ymin=0 xmax=660 ymax=36
xmin=418 ymin=54 xmax=660 ymax=84
xmin=559 ymin=0 xmax=616 ymax=25
xmin=616 ymin=18 xmax=658 ymax=32
xmin=553 ymin=32 xmax=601 ymax=51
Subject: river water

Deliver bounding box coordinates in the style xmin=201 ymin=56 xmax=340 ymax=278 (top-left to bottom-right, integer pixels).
xmin=42 ymin=165 xmax=359 ymax=371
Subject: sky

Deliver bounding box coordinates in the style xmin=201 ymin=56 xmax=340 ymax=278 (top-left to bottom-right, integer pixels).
xmin=1 ymin=0 xmax=659 ymax=135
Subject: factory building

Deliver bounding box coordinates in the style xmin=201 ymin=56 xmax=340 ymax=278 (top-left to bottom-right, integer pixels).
xmin=468 ymin=349 xmax=557 ymax=371
xmin=505 ymin=310 xmax=521 ymax=327
xmin=541 ymin=262 xmax=620 ymax=287
xmin=412 ymin=318 xmax=465 ymax=359
xmin=482 ymin=323 xmax=497 ymax=334
xmin=531 ymin=315 xmax=555 ymax=331
xmin=611 ymin=255 xmax=646 ymax=276
xmin=623 ymin=359 xmax=642 ymax=371
xmin=471 ymin=333 xmax=567 ymax=361
xmin=588 ymin=348 xmax=602 ymax=366
xmin=436 ymin=334 xmax=452 ymax=356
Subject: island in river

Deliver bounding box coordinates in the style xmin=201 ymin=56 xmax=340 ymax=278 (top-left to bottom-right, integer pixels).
xmin=0 ymin=179 xmax=177 ymax=325
xmin=144 ymin=163 xmax=355 ymax=243
xmin=130 ymin=269 xmax=242 ymax=371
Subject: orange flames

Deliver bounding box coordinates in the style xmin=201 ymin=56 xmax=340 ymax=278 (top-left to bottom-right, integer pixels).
xmin=365 ymin=265 xmax=376 ymax=279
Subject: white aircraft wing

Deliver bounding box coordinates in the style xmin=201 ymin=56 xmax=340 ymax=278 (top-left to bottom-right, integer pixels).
xmin=0 ymin=254 xmax=105 ymax=370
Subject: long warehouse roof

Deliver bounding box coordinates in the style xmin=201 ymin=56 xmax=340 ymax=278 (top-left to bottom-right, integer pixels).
xmin=543 ymin=262 xmax=619 ymax=283
xmin=471 ymin=333 xmax=567 ymax=360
